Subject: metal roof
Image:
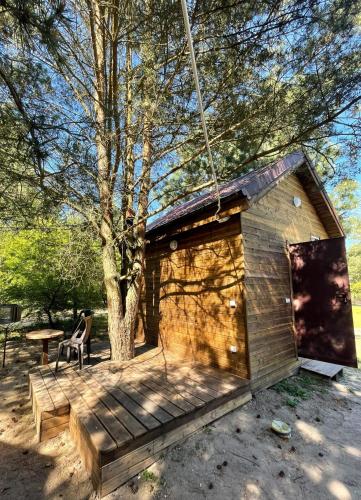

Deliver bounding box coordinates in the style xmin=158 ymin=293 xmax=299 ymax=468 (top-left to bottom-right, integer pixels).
xmin=147 ymin=150 xmax=305 ymax=234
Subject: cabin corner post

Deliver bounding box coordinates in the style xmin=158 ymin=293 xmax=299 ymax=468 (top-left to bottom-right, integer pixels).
xmin=241 ymin=173 xmax=322 ymax=390
xmin=239 ymin=211 xmax=252 ymax=382
xmin=285 ymin=240 xmax=299 ymax=361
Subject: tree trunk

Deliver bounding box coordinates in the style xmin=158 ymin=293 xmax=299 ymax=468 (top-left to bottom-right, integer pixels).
xmin=120 ymin=35 xmax=135 ymax=310
xmin=101 ymin=217 xmax=135 ymax=361
xmin=72 ymin=297 xmax=78 ymax=322
xmin=88 ymin=0 xmax=133 ymax=361
xmin=45 ymin=308 xmax=54 ymax=327
xmin=102 ymin=255 xmax=135 ymax=360
xmin=88 ymin=0 xmax=151 ymax=362
xmin=109 ymin=0 xmax=156 ymax=361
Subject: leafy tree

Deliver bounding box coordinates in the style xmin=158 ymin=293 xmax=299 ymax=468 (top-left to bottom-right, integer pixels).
xmin=330 ymin=179 xmax=361 ymax=303
xmin=331 ymin=179 xmax=361 ymax=235
xmin=0 ymin=224 xmax=103 ymax=325
xmin=0 ymin=0 xmax=360 ymax=359
xmin=349 ymin=244 xmax=361 ymax=303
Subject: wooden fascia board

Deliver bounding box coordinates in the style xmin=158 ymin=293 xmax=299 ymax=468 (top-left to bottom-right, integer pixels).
xmin=147 ymin=197 xmax=247 ymax=243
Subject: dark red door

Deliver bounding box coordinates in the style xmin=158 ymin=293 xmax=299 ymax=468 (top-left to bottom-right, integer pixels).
xmin=289 ymin=237 xmax=357 ymax=368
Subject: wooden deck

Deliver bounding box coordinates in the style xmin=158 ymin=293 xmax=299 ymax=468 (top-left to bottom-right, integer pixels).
xmin=28 ymin=346 xmax=251 ymax=497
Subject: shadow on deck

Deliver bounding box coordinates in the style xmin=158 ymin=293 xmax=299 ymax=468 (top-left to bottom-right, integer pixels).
xmin=29 ymin=345 xmax=251 ymax=497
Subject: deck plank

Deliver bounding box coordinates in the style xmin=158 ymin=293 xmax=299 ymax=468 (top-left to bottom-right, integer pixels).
xmin=110 ymin=375 xmax=174 ymax=425
xmin=161 ymin=353 xmax=249 ymax=389
xmin=183 ymin=364 xmax=249 ymax=390
xmin=130 ymin=367 xmax=198 ymax=412
xmin=154 ymin=372 xmax=218 ymax=402
xmin=77 ymin=370 xmax=147 ymax=439
xmin=120 ymin=370 xmax=186 ymax=418
xmin=174 ymin=366 xmax=235 ymax=394
xmin=39 ymin=365 xmax=69 ymax=412
xmin=91 ymin=372 xmax=162 ymax=431
xmin=54 ymin=370 xmax=116 ymax=454
xmin=130 ymin=365 xmax=206 ymax=408
xmin=65 ymin=370 xmax=133 ymax=449
xmin=127 ymin=360 xmax=221 ymax=401
xmin=139 ymin=363 xmax=224 ymax=398
xmin=29 ymin=369 xmax=54 ymax=413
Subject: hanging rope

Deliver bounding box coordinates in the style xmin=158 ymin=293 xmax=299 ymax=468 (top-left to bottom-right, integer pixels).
xmin=180 ymin=0 xmax=221 ymax=216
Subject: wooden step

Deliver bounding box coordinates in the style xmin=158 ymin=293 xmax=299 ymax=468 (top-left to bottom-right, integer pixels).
xmin=28 ymin=366 xmax=70 ymax=441
xmin=299 ymin=357 xmax=344 ymax=379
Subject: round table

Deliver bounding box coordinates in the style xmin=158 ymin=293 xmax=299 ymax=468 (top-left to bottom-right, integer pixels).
xmin=26 ymin=329 xmax=64 ymax=365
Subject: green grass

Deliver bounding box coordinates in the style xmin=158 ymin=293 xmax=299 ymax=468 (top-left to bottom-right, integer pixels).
xmin=54 ymin=311 xmax=109 ymax=338
xmin=352 ymin=305 xmax=361 ymax=329
xmin=273 ymin=373 xmax=327 ymax=407
xmin=0 ymin=330 xmax=22 ymax=343
xmin=140 ymin=470 xmax=166 ymax=487
xmin=141 ymin=470 xmax=158 ymax=482
xmin=286 ymin=397 xmax=298 ymax=408
xmin=353 ymin=306 xmax=361 ymax=366
xmin=0 ymin=310 xmax=109 ymax=345
xmin=355 ymin=336 xmax=361 ymax=366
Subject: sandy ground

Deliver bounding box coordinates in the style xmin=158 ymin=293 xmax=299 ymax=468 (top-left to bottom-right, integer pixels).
xmin=0 ymin=341 xmax=361 ymax=500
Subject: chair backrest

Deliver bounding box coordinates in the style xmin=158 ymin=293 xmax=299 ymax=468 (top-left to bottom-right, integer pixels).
xmin=71 ymin=312 xmax=93 ymax=344
xmin=71 ymin=309 xmax=93 ymax=334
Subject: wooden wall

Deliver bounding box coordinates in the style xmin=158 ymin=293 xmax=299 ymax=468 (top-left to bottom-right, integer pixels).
xmin=242 ymin=172 xmax=329 ymax=390
xmin=139 ymin=213 xmax=249 ymax=379
xmin=139 ymin=169 xmax=338 ymax=389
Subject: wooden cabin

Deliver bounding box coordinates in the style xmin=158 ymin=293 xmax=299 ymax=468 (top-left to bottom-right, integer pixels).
xmin=138 ymin=151 xmax=357 ymax=392
xmin=28 ymin=150 xmax=357 ymax=497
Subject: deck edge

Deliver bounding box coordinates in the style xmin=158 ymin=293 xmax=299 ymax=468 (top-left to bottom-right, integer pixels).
xmin=99 ymin=388 xmax=252 ymax=497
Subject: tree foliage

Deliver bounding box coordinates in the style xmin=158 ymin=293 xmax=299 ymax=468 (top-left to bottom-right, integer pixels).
xmin=349 ymin=244 xmax=361 ymax=302
xmin=331 ymin=179 xmax=361 ymax=235
xmin=0 ymin=223 xmax=103 ymax=324
xmin=330 ymin=178 xmax=361 ymax=303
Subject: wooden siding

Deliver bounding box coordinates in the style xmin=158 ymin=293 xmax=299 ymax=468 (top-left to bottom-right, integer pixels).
xmin=242 ymin=173 xmax=329 ymax=389
xmin=139 ymin=213 xmax=249 ymax=379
